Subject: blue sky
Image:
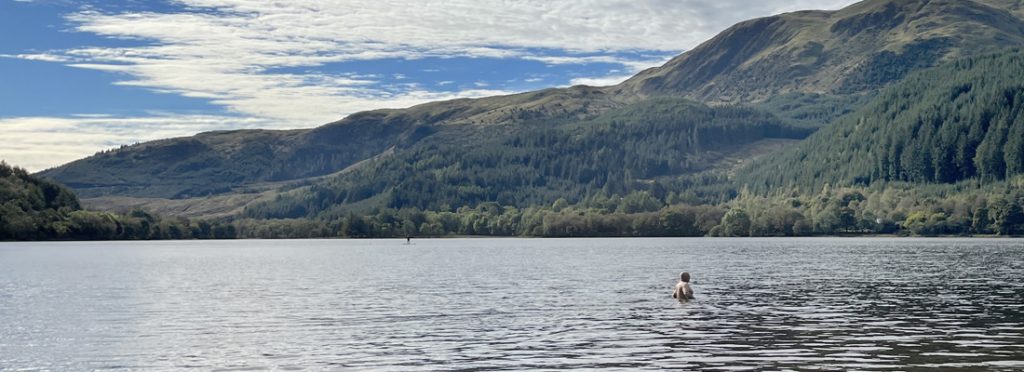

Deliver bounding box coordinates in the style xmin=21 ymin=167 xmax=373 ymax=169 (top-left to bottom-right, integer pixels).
xmin=0 ymin=0 xmax=857 ymax=171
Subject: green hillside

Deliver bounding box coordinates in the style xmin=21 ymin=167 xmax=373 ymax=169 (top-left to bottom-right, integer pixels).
xmin=241 ymin=98 xmax=809 ymax=219
xmin=739 ymin=49 xmax=1024 ymax=191
xmin=39 ymin=86 xmax=625 ymax=199
xmin=1 ymin=162 xmax=80 ymax=223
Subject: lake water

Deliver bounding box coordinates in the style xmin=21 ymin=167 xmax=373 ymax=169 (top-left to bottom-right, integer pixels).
xmin=1 ymin=238 xmax=1022 ymax=370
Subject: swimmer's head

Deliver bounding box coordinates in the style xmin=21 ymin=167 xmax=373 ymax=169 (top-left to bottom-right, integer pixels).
xmin=680 ymin=272 xmax=690 ymax=282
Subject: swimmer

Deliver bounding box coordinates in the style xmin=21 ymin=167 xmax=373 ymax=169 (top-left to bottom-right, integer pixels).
xmin=672 ymin=272 xmax=694 ymax=300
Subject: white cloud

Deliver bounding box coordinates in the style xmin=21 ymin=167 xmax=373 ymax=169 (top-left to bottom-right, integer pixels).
xmin=545 ymin=55 xmax=675 ymax=88
xmin=0 ymin=53 xmax=72 ymax=63
xmin=568 ymin=74 xmax=638 ymax=87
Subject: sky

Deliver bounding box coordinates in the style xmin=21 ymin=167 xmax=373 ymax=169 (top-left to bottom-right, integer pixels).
xmin=0 ymin=0 xmax=858 ymax=171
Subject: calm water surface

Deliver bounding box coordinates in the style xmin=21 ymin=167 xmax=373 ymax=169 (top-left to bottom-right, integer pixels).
xmin=1 ymin=238 xmax=1022 ymax=370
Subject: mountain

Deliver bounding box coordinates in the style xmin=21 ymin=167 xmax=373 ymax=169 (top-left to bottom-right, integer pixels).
xmin=738 ymin=49 xmax=1024 ymax=191
xmin=38 ymin=0 xmax=1024 ymax=219
xmin=618 ymin=0 xmax=1024 ymax=102
xmin=41 ymin=86 xmax=625 ymax=199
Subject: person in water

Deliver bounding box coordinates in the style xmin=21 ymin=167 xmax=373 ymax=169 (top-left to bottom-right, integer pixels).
xmin=672 ymin=272 xmax=694 ymax=300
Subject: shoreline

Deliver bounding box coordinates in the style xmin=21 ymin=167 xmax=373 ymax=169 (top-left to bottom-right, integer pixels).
xmin=1 ymin=235 xmax=1020 ymax=243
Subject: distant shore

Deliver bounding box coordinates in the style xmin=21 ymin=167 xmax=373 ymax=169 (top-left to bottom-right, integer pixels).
xmin=5 ymin=235 xmax=1022 ymax=243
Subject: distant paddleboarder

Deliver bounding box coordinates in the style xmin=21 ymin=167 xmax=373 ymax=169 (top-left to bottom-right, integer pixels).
xmin=672 ymin=272 xmax=694 ymax=301
xmin=406 ymin=235 xmax=412 ymax=245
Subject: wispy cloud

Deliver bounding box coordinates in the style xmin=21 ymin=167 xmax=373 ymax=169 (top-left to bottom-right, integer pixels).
xmin=0 ymin=53 xmax=73 ymax=63
xmin=523 ymin=55 xmax=670 ymax=72
xmin=568 ymin=74 xmax=637 ymax=87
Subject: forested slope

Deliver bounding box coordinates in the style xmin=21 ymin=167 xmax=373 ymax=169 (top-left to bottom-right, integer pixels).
xmin=739 ymin=49 xmax=1024 ymax=191
xmin=242 ymin=98 xmax=809 ymax=219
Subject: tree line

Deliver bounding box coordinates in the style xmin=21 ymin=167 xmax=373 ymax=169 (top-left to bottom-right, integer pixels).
xmin=6 ymin=167 xmax=1023 ymax=241
xmin=230 ymin=179 xmax=1024 ymax=238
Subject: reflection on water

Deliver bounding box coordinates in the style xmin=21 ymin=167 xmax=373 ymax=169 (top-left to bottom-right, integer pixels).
xmin=0 ymin=238 xmax=1022 ymax=370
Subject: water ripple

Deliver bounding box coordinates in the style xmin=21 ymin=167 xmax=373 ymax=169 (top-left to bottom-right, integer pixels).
xmin=0 ymin=238 xmax=1022 ymax=370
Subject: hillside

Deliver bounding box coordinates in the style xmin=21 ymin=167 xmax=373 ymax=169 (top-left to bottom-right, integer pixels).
xmin=1 ymin=161 xmax=80 ymax=215
xmin=739 ymin=49 xmax=1024 ymax=191
xmin=619 ymin=0 xmax=1024 ymax=102
xmin=1 ymin=161 xmax=90 ymax=239
xmin=40 ymin=86 xmax=624 ymax=199
xmin=37 ymin=0 xmax=1024 ymax=220
xmin=241 ymin=98 xmax=810 ymax=219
